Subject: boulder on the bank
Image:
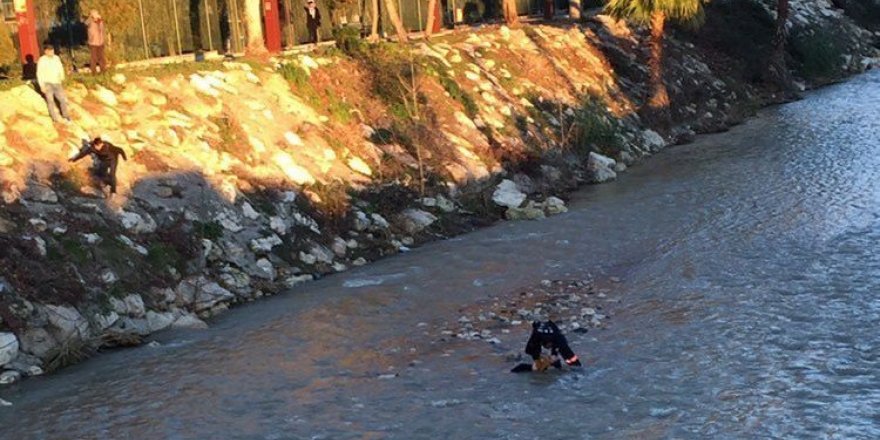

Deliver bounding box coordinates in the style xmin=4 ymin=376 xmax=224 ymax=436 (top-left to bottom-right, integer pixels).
xmin=506 ymin=202 xmax=546 ymax=221
xmin=587 ymin=152 xmax=617 ymax=183
xmin=17 ymin=328 xmax=57 ymax=359
xmin=642 ymin=129 xmax=666 ymax=151
xmin=0 ymin=333 xmax=19 ymax=367
xmin=543 ymin=196 xmax=568 ymax=215
xmin=493 ymin=179 xmax=527 ymax=209
xmin=45 ymin=305 xmax=89 ymax=341
xmin=398 ymin=209 xmax=438 ymax=234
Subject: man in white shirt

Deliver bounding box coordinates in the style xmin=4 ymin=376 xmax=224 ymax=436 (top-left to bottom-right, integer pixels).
xmin=36 ymin=44 xmax=72 ymax=123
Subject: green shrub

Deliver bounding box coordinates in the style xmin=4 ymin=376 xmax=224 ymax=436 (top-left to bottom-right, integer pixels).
xmin=790 ymin=27 xmax=844 ymax=80
xmin=570 ymin=98 xmax=623 ymax=156
xmin=332 ymin=25 xmax=365 ymax=57
xmin=278 ymin=62 xmax=311 ymax=88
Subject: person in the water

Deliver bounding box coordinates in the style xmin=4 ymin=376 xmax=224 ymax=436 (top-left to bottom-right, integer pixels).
xmin=511 ymin=320 xmax=582 ymax=373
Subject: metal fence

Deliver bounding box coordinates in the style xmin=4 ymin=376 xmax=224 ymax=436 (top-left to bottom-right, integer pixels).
xmin=4 ymin=0 xmax=553 ymax=67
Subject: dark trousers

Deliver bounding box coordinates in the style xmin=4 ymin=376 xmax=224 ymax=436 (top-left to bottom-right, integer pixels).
xmin=89 ymin=45 xmax=106 ymax=74
xmin=307 ymin=26 xmax=319 ymax=44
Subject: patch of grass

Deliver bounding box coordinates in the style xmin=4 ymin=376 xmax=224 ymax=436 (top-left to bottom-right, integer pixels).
xmin=436 ymin=70 xmax=479 ymax=118
xmin=194 ymin=220 xmax=224 ymax=240
xmin=147 ymin=242 xmax=184 ymax=272
xmin=278 ymin=62 xmax=311 ymax=89
xmin=569 ymin=97 xmax=624 ymax=157
xmin=327 ymin=94 xmax=355 ymax=123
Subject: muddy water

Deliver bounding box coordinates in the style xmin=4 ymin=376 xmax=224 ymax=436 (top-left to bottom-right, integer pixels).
xmin=3 ymin=72 xmax=880 ymax=439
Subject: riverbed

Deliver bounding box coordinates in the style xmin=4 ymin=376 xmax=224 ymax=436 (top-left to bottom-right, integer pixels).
xmin=2 ymin=71 xmax=879 ymax=439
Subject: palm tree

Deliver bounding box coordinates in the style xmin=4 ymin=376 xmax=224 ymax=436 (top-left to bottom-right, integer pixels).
xmin=769 ymin=0 xmax=795 ymax=91
xmin=244 ymin=0 xmax=267 ymax=54
xmin=605 ymin=0 xmax=706 ymax=109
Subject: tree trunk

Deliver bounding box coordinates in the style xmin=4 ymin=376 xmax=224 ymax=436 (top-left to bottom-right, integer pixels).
xmin=369 ymin=0 xmax=381 ymax=42
xmin=425 ymin=0 xmax=438 ymax=38
xmin=569 ymin=0 xmax=581 ymax=20
xmin=384 ymin=0 xmax=408 ymax=43
xmin=648 ymin=10 xmax=669 ymax=109
xmin=769 ymin=0 xmax=795 ymax=93
xmin=502 ymin=0 xmax=519 ymax=25
xmin=244 ymin=0 xmax=267 ymax=54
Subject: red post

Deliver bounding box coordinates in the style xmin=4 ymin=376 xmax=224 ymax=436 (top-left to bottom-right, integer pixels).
xmin=14 ymin=0 xmax=39 ymax=63
xmin=263 ymin=0 xmax=282 ymax=53
xmin=431 ymin=0 xmax=442 ymax=33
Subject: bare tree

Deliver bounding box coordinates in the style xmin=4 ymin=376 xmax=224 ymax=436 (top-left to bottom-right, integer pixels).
xmin=244 ymin=0 xmax=267 ymax=54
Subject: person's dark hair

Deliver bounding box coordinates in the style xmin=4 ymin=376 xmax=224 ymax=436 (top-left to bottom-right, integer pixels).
xmin=92 ymin=137 xmax=104 ymax=145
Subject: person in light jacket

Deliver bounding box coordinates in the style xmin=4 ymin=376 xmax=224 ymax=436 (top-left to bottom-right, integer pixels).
xmin=36 ymin=45 xmax=72 ymax=123
xmin=85 ymin=9 xmax=107 ymax=74
xmin=304 ymin=0 xmax=322 ymax=45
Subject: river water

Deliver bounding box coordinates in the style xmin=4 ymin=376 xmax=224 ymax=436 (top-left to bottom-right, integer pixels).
xmin=3 ymin=71 xmax=880 ymax=439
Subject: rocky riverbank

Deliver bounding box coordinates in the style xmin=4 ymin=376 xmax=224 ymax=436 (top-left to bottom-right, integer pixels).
xmin=0 ymin=0 xmax=877 ymax=388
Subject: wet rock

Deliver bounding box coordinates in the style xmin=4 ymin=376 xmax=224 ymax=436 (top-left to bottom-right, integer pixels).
xmin=171 ymin=313 xmax=208 ymax=329
xmin=28 ymin=218 xmax=47 ymax=232
xmin=642 ymin=129 xmax=666 ymax=151
xmin=587 ymin=152 xmax=617 ymax=183
xmin=94 ymin=311 xmax=120 ymax=330
xmin=18 ymin=328 xmax=57 ymax=359
xmin=146 ymin=311 xmax=176 ymax=332
xmin=0 ymin=333 xmax=19 ymax=367
xmin=398 ymin=209 xmax=438 ymax=234
xmin=45 ymin=305 xmax=89 ymax=341
xmin=254 ymin=258 xmax=276 ymax=280
xmin=506 ymin=202 xmax=545 ymax=221
xmin=250 ymin=234 xmax=283 ymax=253
xmin=543 ymin=197 xmax=568 ymax=215
xmin=370 ymin=213 xmax=390 ymax=229
xmin=353 ymin=211 xmax=371 ymax=231
xmin=0 ymin=370 xmax=21 ymax=385
xmin=331 ymin=237 xmax=348 ymax=257
xmin=241 ymin=202 xmax=261 ymax=220
xmin=492 ymin=179 xmax=526 ymax=209
xmin=269 ymin=216 xmax=289 ymax=235
xmin=283 ymin=274 xmax=314 ymax=288
xmin=111 ymin=294 xmax=146 ymax=317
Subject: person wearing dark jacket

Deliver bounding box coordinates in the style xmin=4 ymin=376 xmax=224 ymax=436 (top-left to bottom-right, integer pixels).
xmin=511 ymin=320 xmax=582 ymax=373
xmin=69 ymin=137 xmax=127 ymax=194
xmin=304 ymin=0 xmax=322 ymax=45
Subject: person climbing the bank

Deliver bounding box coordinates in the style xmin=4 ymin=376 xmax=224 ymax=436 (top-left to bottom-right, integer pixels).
xmin=69 ymin=137 xmax=127 ymax=195
xmin=36 ymin=44 xmax=72 ymax=124
xmin=511 ymin=320 xmax=582 ymax=373
xmin=304 ymin=0 xmax=322 ymax=46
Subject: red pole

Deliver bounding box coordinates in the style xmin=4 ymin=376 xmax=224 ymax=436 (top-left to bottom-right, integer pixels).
xmin=14 ymin=0 xmax=39 ymax=63
xmin=263 ymin=0 xmax=282 ymax=53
